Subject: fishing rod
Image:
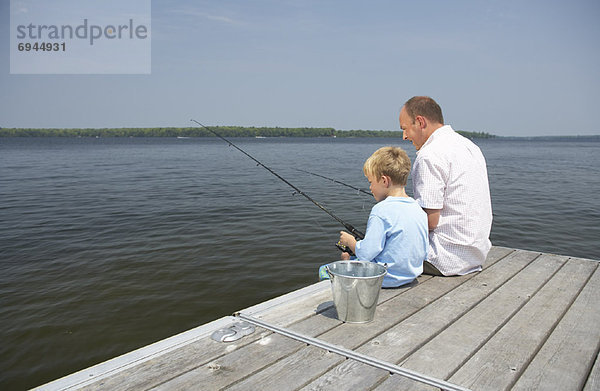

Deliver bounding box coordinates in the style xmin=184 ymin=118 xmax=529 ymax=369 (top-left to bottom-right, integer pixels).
xmin=295 ymin=168 xmax=372 ymax=196
xmin=190 ymin=120 xmax=365 ymax=250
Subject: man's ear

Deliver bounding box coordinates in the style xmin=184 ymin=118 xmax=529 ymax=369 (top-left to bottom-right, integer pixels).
xmin=416 ymin=115 xmax=427 ymax=130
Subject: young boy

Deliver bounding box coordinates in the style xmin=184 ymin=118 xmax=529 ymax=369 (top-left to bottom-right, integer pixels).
xmin=336 ymin=146 xmax=429 ymax=287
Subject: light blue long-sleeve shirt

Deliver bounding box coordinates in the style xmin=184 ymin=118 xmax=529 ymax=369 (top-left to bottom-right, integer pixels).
xmin=355 ymin=196 xmax=429 ymax=287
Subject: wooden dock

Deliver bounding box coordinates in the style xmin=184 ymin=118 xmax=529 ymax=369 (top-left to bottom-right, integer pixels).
xmin=35 ymin=246 xmax=600 ymax=390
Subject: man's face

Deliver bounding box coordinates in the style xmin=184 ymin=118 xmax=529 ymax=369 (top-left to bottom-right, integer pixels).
xmin=399 ymin=107 xmax=424 ymax=150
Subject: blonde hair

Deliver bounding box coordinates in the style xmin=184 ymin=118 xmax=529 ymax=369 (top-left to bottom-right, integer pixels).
xmin=363 ymin=146 xmax=411 ymax=186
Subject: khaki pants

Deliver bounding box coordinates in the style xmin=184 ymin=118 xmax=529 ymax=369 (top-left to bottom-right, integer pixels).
xmin=423 ymin=261 xmax=444 ymax=276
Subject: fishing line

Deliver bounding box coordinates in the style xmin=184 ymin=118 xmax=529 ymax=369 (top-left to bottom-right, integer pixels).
xmin=295 ymin=168 xmax=373 ymax=216
xmin=295 ymin=168 xmax=372 ymax=196
xmin=298 ymin=200 xmax=334 ymax=243
xmin=191 ymin=120 xmax=365 ymax=243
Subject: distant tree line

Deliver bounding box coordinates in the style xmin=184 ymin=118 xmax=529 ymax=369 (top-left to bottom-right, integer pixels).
xmin=339 ymin=129 xmax=496 ymax=139
xmin=0 ymin=127 xmax=336 ymax=138
xmin=456 ymin=131 xmax=497 ymax=139
xmin=0 ymin=126 xmax=496 ymax=138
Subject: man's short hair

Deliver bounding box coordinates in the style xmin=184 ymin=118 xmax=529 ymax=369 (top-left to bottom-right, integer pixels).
xmin=363 ymin=146 xmax=411 ymax=186
xmin=404 ymin=96 xmax=444 ymax=125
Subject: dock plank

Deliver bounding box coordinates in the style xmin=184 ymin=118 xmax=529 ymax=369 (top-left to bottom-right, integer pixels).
xmin=300 ymin=359 xmax=392 ymax=391
xmin=255 ymin=283 xmax=332 ymax=324
xmin=225 ymin=345 xmax=347 ymax=391
xmin=449 ymin=257 xmax=597 ymax=390
xmin=584 ymin=353 xmax=600 ymax=391
xmin=512 ymin=261 xmax=600 ymax=391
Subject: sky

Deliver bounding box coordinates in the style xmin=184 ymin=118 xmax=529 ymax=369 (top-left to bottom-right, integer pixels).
xmin=1 ymin=0 xmax=599 ymax=137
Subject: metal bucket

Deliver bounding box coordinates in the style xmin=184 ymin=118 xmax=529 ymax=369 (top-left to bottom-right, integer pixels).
xmin=326 ymin=261 xmax=387 ymax=323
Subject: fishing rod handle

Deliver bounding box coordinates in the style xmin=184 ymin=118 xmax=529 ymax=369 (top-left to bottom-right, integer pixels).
xmin=336 ymin=226 xmax=363 ymax=256
xmin=346 ymin=226 xmax=365 ymax=240
xmin=335 ymin=241 xmax=355 ymax=257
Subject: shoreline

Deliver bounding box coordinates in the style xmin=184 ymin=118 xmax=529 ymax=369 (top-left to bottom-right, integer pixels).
xmin=2 ymin=128 xmax=599 ymax=140
xmin=0 ymin=127 xmax=495 ymax=139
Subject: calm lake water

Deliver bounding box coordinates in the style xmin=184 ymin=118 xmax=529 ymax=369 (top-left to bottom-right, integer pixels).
xmin=1 ymin=136 xmax=599 ymax=389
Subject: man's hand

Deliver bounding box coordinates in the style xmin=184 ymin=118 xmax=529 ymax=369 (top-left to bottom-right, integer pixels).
xmin=424 ymin=208 xmax=441 ymax=231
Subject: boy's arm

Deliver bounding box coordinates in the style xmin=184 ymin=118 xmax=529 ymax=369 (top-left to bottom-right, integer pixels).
xmin=351 ymin=214 xmax=386 ymax=261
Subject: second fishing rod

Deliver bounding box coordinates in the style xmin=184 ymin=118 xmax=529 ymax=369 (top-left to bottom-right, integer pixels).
xmin=191 ymin=120 xmax=364 ymax=252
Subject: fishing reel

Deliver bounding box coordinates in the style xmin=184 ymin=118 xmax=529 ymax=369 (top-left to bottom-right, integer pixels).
xmin=335 ymin=241 xmax=355 ymax=257
xmin=336 ymin=227 xmax=363 ymax=257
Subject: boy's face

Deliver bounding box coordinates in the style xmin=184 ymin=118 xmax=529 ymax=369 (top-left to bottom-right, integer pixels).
xmin=366 ymin=174 xmax=389 ymax=202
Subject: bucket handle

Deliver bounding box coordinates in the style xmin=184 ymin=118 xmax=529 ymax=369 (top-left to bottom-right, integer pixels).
xmin=325 ymin=262 xmax=388 ymax=279
xmin=326 ymin=264 xmax=334 ymax=280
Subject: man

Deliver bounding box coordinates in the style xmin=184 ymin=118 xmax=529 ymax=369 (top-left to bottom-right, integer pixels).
xmin=399 ymin=96 xmax=492 ymax=276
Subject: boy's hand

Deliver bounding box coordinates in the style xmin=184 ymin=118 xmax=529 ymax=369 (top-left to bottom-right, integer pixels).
xmin=339 ymin=231 xmax=357 ymax=252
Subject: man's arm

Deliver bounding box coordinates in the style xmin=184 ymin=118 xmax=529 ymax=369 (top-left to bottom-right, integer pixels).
xmin=424 ymin=208 xmax=440 ymax=231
